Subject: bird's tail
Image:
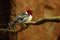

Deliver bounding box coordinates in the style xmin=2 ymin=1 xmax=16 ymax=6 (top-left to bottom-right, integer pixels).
xmin=3 ymin=22 xmax=15 ymax=33
xmin=3 ymin=21 xmax=18 ymax=33
xmin=3 ymin=23 xmax=11 ymax=33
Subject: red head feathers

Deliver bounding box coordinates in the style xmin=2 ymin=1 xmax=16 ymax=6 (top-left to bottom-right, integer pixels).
xmin=26 ymin=9 xmax=32 ymax=15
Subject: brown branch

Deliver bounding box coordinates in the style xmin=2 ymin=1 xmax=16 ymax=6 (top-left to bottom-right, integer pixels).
xmin=0 ymin=16 xmax=60 ymax=32
xmin=25 ymin=16 xmax=60 ymax=25
xmin=0 ymin=29 xmax=18 ymax=32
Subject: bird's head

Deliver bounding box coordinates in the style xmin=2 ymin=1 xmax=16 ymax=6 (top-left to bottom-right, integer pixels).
xmin=26 ymin=9 xmax=32 ymax=15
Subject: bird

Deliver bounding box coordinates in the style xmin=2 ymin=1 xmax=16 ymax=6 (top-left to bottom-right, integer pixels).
xmin=4 ymin=9 xmax=33 ymax=33
xmin=10 ymin=9 xmax=32 ymax=27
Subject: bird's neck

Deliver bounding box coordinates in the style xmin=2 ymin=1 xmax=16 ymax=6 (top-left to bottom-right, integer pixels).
xmin=25 ymin=11 xmax=32 ymax=15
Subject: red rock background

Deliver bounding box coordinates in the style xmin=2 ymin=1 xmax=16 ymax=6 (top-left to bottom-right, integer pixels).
xmin=9 ymin=0 xmax=60 ymax=40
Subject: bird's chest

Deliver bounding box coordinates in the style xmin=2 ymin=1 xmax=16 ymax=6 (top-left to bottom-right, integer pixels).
xmin=23 ymin=15 xmax=32 ymax=23
xmin=17 ymin=15 xmax=32 ymax=23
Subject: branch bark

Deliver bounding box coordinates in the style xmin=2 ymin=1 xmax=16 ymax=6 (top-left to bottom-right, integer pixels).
xmin=25 ymin=16 xmax=60 ymax=25
xmin=0 ymin=16 xmax=60 ymax=32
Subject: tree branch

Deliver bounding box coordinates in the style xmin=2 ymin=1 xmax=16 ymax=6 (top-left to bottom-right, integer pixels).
xmin=24 ymin=16 xmax=60 ymax=25
xmin=0 ymin=16 xmax=60 ymax=32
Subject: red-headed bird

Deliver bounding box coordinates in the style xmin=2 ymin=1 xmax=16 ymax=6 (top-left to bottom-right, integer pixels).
xmin=11 ymin=9 xmax=32 ymax=26
xmin=4 ymin=9 xmax=33 ymax=33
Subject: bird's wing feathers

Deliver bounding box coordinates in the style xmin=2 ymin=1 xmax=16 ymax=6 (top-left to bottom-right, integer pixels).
xmin=10 ymin=13 xmax=29 ymax=27
xmin=16 ymin=14 xmax=29 ymax=23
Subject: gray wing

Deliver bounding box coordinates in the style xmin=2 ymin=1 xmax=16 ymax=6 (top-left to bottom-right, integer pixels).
xmin=9 ymin=13 xmax=29 ymax=27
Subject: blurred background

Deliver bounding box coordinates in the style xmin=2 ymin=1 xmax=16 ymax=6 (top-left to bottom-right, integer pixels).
xmin=0 ymin=0 xmax=60 ymax=40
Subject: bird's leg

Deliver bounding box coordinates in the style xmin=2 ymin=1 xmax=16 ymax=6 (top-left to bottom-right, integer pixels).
xmin=23 ymin=24 xmax=29 ymax=30
xmin=20 ymin=23 xmax=29 ymax=31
